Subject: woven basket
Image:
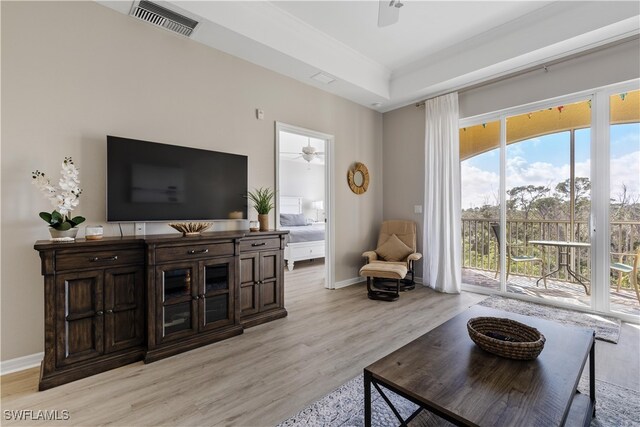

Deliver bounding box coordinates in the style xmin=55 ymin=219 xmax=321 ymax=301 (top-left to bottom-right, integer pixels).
xmin=467 ymin=317 xmax=546 ymax=360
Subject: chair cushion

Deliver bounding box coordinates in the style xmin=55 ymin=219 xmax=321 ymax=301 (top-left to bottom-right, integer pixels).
xmin=375 ymin=234 xmax=413 ymax=262
xmin=611 ymin=263 xmax=634 ymax=273
xmin=360 ymin=263 xmax=408 ymax=280
xmin=368 ymin=260 xmax=406 ymax=267
xmin=511 ymin=255 xmax=540 ymax=262
xmin=377 ymin=220 xmax=416 ymax=252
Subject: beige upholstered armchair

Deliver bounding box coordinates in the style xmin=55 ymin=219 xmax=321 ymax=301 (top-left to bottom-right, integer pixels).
xmin=362 ymin=220 xmax=422 ymax=291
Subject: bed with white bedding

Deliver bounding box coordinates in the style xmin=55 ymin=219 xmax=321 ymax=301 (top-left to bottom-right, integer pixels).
xmin=280 ymin=196 xmax=325 ymax=271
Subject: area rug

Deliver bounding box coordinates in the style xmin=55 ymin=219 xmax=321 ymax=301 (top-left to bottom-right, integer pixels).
xmin=477 ymin=295 xmax=621 ymax=343
xmin=277 ymin=374 xmax=640 ymax=427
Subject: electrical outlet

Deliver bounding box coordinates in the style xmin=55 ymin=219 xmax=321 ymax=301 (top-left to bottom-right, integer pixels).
xmin=134 ymin=222 xmax=145 ymax=236
xmin=414 ymin=205 xmax=423 ymax=214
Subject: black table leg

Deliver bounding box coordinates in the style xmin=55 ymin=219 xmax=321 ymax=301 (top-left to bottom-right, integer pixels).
xmin=590 ymin=334 xmax=596 ymax=417
xmin=364 ymin=371 xmax=372 ymax=427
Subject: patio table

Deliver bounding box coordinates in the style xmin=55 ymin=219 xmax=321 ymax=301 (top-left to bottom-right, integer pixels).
xmin=529 ymin=240 xmax=591 ymax=295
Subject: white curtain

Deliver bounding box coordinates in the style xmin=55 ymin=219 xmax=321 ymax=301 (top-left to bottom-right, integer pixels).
xmin=423 ymin=92 xmax=461 ymax=294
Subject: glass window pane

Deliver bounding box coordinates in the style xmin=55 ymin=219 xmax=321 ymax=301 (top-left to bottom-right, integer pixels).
xmin=460 ymin=121 xmax=500 ymax=290
xmin=505 ymin=100 xmax=591 ymax=308
xmin=163 ymin=302 xmax=191 ymax=336
xmin=163 ymin=268 xmax=192 ymax=301
xmin=205 ymin=264 xmax=229 ymax=293
xmin=609 ymin=89 xmax=640 ymax=316
xmin=204 ymin=295 xmax=228 ymax=325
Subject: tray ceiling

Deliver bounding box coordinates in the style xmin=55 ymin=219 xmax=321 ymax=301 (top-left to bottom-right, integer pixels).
xmin=98 ymin=1 xmax=640 ymax=112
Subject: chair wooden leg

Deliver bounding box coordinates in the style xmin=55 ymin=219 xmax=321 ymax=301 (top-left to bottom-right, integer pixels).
xmin=541 ymin=260 xmax=547 ymax=289
xmin=632 ymin=273 xmax=640 ymax=304
xmin=617 ymin=271 xmax=623 ymax=292
xmin=506 ymin=257 xmax=511 ymax=283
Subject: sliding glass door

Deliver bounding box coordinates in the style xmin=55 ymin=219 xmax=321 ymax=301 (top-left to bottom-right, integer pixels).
xmin=504 ymin=100 xmax=591 ymax=308
xmin=461 ymin=82 xmax=640 ymax=320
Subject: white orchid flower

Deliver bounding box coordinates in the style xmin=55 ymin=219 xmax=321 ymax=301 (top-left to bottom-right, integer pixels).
xmin=32 ymin=157 xmax=83 ymax=222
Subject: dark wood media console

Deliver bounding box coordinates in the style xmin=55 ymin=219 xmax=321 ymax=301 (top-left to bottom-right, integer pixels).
xmin=34 ymin=230 xmax=288 ymax=390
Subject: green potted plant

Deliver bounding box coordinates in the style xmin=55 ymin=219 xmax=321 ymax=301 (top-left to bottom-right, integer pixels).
xmin=32 ymin=157 xmax=86 ymax=240
xmin=247 ymin=187 xmax=275 ymax=231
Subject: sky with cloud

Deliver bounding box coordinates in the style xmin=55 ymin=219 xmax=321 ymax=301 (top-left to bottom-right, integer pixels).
xmin=461 ymin=123 xmax=640 ymax=210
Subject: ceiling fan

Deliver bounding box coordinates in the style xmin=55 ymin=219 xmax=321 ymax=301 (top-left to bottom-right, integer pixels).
xmin=282 ymin=138 xmax=325 ymax=163
xmin=378 ymin=0 xmax=404 ymax=27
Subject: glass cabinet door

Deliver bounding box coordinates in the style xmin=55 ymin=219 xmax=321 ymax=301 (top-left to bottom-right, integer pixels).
xmin=163 ymin=268 xmax=192 ymax=300
xmin=199 ymin=257 xmax=235 ymax=331
xmin=157 ymin=263 xmax=197 ymax=341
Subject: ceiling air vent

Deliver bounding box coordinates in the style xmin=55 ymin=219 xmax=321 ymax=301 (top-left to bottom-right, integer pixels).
xmin=130 ymin=1 xmax=198 ymax=37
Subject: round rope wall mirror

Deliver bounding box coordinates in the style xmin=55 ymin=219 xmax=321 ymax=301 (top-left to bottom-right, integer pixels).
xmin=347 ymin=162 xmax=370 ymax=195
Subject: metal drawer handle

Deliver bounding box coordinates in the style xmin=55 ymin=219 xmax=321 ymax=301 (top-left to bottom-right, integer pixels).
xmin=188 ymin=249 xmax=209 ymax=255
xmin=96 ymin=311 xmax=104 ymax=316
xmin=90 ymin=256 xmax=118 ymax=262
xmin=106 ymin=309 xmax=113 ymax=314
xmin=251 ymin=242 xmax=266 ymax=247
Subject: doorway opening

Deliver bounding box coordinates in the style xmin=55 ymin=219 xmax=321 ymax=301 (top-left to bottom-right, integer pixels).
xmin=275 ymin=123 xmax=334 ymax=289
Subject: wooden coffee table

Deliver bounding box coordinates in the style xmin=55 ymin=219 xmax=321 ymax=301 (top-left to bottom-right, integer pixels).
xmin=364 ymin=305 xmax=595 ymax=427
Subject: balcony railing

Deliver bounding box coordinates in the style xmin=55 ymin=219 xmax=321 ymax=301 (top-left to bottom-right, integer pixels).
xmin=462 ymin=218 xmax=640 ymax=283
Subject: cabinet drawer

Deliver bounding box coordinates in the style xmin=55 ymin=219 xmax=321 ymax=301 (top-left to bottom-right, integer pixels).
xmin=155 ymin=242 xmax=234 ymax=263
xmin=240 ymin=237 xmax=280 ymax=252
xmin=56 ymin=249 xmax=143 ymax=271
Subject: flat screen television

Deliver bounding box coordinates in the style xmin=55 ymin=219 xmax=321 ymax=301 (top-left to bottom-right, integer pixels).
xmin=107 ymin=136 xmax=247 ymax=222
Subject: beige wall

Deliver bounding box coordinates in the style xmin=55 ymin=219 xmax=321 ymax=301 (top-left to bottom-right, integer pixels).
xmin=382 ymin=104 xmax=425 ymax=277
xmin=460 ymin=39 xmax=640 ymax=118
xmin=383 ymin=38 xmax=640 ymax=281
xmin=1 ymin=2 xmax=383 ymax=361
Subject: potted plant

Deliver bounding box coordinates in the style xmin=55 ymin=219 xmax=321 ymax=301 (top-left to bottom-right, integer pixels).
xmin=32 ymin=157 xmax=86 ymax=240
xmin=247 ymin=187 xmax=275 ymax=231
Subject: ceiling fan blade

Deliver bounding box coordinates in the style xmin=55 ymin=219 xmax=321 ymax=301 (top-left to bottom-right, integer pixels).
xmin=378 ymin=0 xmax=399 ymax=27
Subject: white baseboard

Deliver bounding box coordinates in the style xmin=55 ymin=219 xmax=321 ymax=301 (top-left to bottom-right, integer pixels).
xmin=334 ymin=277 xmax=365 ymax=289
xmin=1 ymin=352 xmax=43 ymax=375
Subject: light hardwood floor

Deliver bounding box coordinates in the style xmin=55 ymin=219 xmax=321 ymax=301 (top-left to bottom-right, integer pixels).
xmin=1 ymin=260 xmax=638 ymax=426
